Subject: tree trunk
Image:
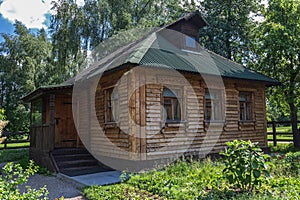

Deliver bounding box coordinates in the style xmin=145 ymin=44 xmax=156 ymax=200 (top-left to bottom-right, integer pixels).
xmin=289 ymin=102 xmax=300 ymax=148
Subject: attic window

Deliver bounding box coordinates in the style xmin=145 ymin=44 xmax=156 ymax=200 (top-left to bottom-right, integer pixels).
xmin=185 ymin=36 xmax=196 ymax=48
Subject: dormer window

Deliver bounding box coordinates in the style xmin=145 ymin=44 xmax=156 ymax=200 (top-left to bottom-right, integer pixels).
xmin=185 ymin=36 xmax=196 ymax=48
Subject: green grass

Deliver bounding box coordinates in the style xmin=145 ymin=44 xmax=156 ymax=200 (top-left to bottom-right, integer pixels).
xmin=0 ymin=148 xmax=50 ymax=175
xmin=267 ymin=126 xmax=292 ymax=133
xmin=267 ymin=125 xmax=293 ymax=143
xmin=83 ymin=147 xmax=300 ymax=200
xmin=0 ymin=148 xmax=29 ymax=164
xmin=269 ymin=143 xmax=300 ymax=153
xmin=0 ymin=141 xmax=30 ymax=149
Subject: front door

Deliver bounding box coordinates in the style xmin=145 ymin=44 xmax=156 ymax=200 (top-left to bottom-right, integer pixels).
xmin=54 ymin=95 xmax=82 ymax=148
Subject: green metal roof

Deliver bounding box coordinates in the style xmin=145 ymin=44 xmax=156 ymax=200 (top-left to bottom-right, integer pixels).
xmin=81 ymin=30 xmax=278 ymax=86
xmin=128 ymin=32 xmax=278 ymax=85
xmin=50 ymin=11 xmax=281 ymax=85
xmin=23 ymin=12 xmax=279 ymax=101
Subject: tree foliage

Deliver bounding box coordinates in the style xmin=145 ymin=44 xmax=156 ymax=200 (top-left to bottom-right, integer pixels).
xmin=199 ymin=0 xmax=262 ymax=63
xmin=0 ymin=0 xmax=299 ymax=137
xmin=253 ymin=0 xmax=300 ymax=146
xmin=0 ymin=22 xmax=53 ymax=131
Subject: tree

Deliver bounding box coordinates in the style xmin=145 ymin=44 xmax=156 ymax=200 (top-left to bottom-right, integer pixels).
xmin=49 ymin=0 xmax=196 ymax=74
xmin=0 ymin=21 xmax=53 ymax=131
xmin=50 ymin=0 xmax=86 ymax=83
xmin=254 ymin=0 xmax=300 ymax=147
xmin=199 ymin=0 xmax=262 ymax=63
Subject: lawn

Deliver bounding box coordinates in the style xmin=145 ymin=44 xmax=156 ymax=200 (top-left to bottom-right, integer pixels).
xmin=0 ymin=148 xmax=29 ymax=163
xmin=0 ymin=134 xmax=30 ymax=149
xmin=267 ymin=125 xmax=293 ymax=143
xmin=267 ymin=126 xmax=292 ymax=133
xmin=0 ymin=141 xmax=30 ymax=149
xmin=83 ymin=143 xmax=300 ymax=200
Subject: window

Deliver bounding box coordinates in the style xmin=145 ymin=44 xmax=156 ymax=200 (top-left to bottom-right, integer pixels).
xmin=185 ymin=36 xmax=196 ymax=48
xmin=31 ymin=99 xmax=43 ymax=125
xmin=105 ymin=87 xmax=119 ymax=123
xmin=204 ymin=89 xmax=223 ymax=121
xmin=163 ymin=87 xmax=181 ymax=122
xmin=239 ymin=92 xmax=252 ymax=121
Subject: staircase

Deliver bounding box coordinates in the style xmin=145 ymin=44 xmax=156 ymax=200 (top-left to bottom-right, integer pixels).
xmin=51 ymin=148 xmax=113 ymax=176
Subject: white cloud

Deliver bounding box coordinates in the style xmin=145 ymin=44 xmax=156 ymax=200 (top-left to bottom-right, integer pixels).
xmin=0 ymin=0 xmax=85 ymax=30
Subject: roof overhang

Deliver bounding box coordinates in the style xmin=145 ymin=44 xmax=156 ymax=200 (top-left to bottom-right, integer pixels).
xmin=22 ymin=84 xmax=73 ymax=102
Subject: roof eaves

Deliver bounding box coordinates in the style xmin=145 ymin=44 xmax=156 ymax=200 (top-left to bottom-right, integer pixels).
xmin=22 ymin=84 xmax=73 ymax=102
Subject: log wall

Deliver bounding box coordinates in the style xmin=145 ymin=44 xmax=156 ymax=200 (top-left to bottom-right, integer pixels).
xmin=88 ymin=67 xmax=267 ymax=161
xmin=143 ymin=69 xmax=267 ymax=160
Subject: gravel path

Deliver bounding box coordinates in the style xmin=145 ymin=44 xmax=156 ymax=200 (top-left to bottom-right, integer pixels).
xmin=19 ymin=174 xmax=85 ymax=200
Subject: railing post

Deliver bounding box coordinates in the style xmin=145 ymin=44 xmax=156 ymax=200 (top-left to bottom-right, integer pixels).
xmin=272 ymin=121 xmax=277 ymax=146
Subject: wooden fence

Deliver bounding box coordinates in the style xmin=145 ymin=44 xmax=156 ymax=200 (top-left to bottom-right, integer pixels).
xmin=0 ymin=131 xmax=30 ymax=150
xmin=267 ymin=121 xmax=300 ymax=146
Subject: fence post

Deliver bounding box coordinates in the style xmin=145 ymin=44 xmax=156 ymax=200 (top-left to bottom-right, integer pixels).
xmin=272 ymin=121 xmax=277 ymax=146
xmin=3 ymin=137 xmax=7 ymax=149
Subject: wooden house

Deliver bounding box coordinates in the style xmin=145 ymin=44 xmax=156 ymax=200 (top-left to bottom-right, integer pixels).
xmin=23 ymin=11 xmax=279 ymax=172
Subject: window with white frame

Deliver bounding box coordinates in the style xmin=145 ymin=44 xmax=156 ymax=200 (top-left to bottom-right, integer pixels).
xmin=239 ymin=92 xmax=253 ymax=121
xmin=105 ymin=87 xmax=119 ymax=123
xmin=163 ymin=87 xmax=182 ymax=122
xmin=204 ymin=89 xmax=223 ymax=121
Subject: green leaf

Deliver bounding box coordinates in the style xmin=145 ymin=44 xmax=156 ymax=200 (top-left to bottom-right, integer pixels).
xmin=252 ymin=161 xmax=259 ymax=169
xmin=253 ymin=170 xmax=261 ymax=178
xmin=228 ymin=174 xmax=234 ymax=184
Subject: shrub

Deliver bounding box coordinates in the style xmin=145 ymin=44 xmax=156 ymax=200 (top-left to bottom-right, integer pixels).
xmin=0 ymin=160 xmax=49 ymax=199
xmin=0 ymin=120 xmax=8 ymax=144
xmin=220 ymin=140 xmax=270 ymax=192
xmin=0 ymin=109 xmax=5 ymax=121
xmin=272 ymin=151 xmax=300 ymax=177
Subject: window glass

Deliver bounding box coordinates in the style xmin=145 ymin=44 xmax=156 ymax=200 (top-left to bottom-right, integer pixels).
xmin=185 ymin=36 xmax=196 ymax=48
xmin=163 ymin=87 xmax=182 ymax=121
xmin=31 ymin=99 xmax=43 ymax=125
xmin=105 ymin=87 xmax=119 ymax=122
xmin=204 ymin=89 xmax=222 ymax=121
xmin=239 ymin=92 xmax=252 ymax=121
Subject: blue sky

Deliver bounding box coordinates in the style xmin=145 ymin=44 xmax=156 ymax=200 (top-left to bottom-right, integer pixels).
xmin=0 ymin=0 xmax=84 ymax=41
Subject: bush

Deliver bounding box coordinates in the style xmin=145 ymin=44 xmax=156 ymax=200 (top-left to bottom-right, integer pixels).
xmin=0 ymin=160 xmax=49 ymax=199
xmin=0 ymin=120 xmax=8 ymax=144
xmin=0 ymin=109 xmax=5 ymax=121
xmin=220 ymin=140 xmax=270 ymax=192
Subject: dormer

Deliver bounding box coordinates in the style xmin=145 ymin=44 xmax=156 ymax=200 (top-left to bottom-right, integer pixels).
xmin=163 ymin=11 xmax=207 ymax=52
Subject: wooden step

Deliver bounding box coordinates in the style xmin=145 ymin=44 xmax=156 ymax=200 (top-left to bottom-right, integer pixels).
xmin=53 ymin=153 xmax=94 ymax=162
xmin=50 ymin=147 xmax=113 ymax=176
xmin=52 ymin=148 xmax=89 ymax=156
xmin=57 ymin=159 xmax=98 ymax=168
xmin=59 ymin=165 xmax=112 ymax=176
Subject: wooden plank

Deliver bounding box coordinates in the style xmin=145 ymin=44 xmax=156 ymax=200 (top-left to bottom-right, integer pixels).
xmin=49 ymin=94 xmax=55 ymax=151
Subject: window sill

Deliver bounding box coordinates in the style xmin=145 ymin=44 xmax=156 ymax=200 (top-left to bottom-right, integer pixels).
xmin=162 ymin=120 xmax=187 ymax=127
xmin=204 ymin=120 xmax=225 ymax=124
xmin=239 ymin=120 xmax=255 ymax=125
xmin=104 ymin=122 xmax=119 ymax=129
